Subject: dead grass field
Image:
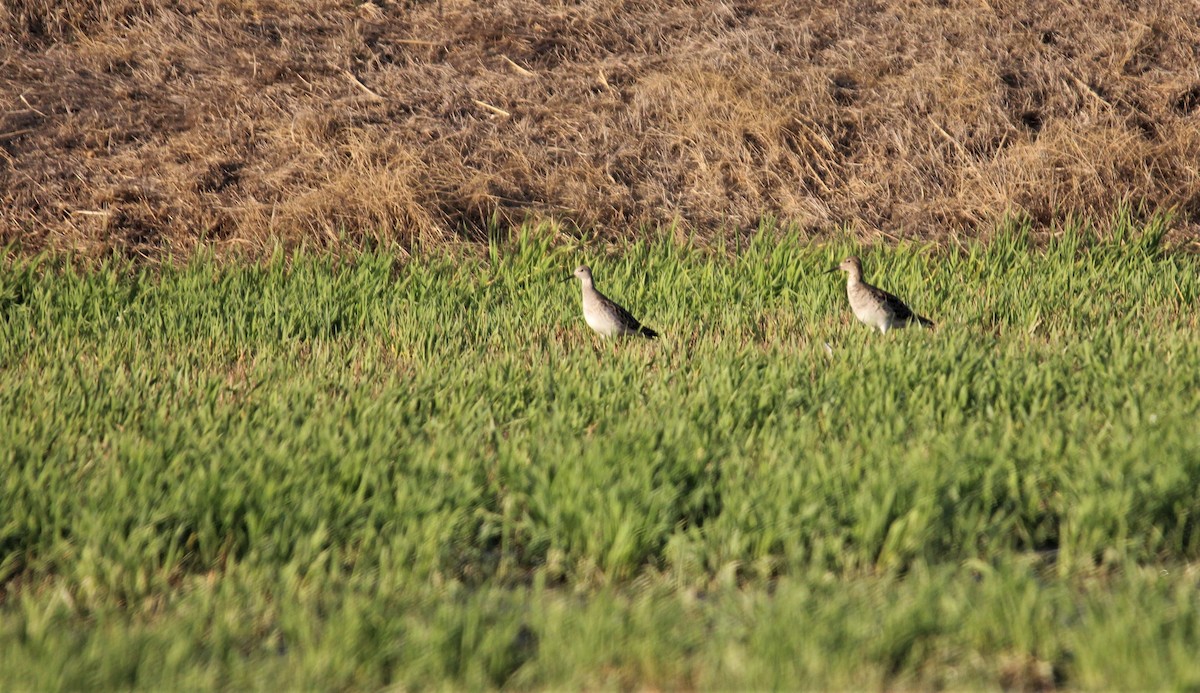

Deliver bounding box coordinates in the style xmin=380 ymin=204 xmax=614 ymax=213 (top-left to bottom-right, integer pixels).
xmin=2 ymin=0 xmax=1199 ymax=259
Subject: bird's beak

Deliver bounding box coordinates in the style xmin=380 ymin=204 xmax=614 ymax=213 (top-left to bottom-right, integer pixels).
xmin=563 ymin=275 xmax=574 ymax=283
xmin=824 ymin=266 xmax=840 ymax=274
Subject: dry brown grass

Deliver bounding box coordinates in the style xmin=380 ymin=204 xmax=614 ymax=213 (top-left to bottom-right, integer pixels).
xmin=2 ymin=0 xmax=1199 ymax=258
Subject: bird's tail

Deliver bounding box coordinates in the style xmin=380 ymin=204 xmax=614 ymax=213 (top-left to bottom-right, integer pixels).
xmin=917 ymin=315 xmax=935 ymax=329
xmin=639 ymin=326 xmax=659 ymax=339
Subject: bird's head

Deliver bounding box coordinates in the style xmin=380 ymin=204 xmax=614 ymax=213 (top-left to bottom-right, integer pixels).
xmin=825 ymin=256 xmax=863 ymax=279
xmin=567 ymin=264 xmax=593 ymax=284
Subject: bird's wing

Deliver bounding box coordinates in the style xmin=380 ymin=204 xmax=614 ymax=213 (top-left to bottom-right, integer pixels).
xmin=873 ymin=286 xmax=916 ymax=321
xmin=610 ymin=298 xmax=645 ymax=331
xmin=598 ymin=293 xmax=644 ymax=330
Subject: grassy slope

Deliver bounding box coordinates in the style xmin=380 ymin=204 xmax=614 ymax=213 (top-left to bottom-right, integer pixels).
xmin=2 ymin=221 xmax=1200 ymax=688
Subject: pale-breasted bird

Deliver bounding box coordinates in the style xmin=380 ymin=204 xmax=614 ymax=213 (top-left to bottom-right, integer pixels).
xmin=825 ymin=256 xmax=934 ymax=334
xmin=567 ymin=265 xmax=659 ymax=339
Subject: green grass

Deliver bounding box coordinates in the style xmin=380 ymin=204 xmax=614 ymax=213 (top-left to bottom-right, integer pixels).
xmin=2 ymin=219 xmax=1199 ymax=689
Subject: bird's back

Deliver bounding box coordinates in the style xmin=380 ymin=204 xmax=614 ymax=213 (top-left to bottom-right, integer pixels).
xmin=583 ymin=287 xmax=646 ymax=337
xmin=849 ymin=281 xmax=932 ymax=332
xmin=847 ymin=281 xmax=892 ymax=330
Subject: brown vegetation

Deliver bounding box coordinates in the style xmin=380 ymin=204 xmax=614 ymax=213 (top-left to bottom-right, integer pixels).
xmin=2 ymin=0 xmax=1199 ymax=258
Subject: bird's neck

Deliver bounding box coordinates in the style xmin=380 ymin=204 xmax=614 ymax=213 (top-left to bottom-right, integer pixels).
xmin=845 ymin=272 xmax=862 ymax=286
xmin=580 ymin=277 xmax=594 ymax=290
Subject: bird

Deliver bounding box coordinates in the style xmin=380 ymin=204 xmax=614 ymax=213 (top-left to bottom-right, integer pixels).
xmin=825 ymin=256 xmax=934 ymax=334
xmin=567 ymin=265 xmax=659 ymax=339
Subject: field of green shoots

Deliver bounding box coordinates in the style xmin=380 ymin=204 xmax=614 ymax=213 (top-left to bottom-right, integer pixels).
xmin=2 ymin=221 xmax=1200 ymax=689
